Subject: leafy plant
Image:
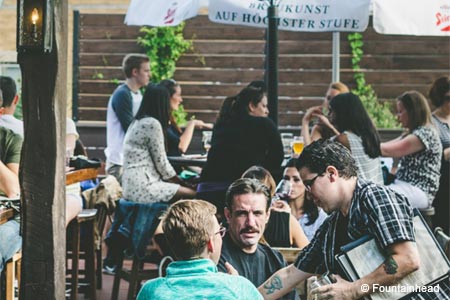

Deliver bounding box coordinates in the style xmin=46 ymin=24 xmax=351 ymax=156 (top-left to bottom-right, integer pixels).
xmin=347 ymin=33 xmax=398 ymax=128
xmin=138 ymin=23 xmax=192 ymax=82
xmin=138 ymin=23 xmax=193 ymax=125
xmin=172 ymin=104 xmax=189 ymax=127
xmin=92 ymin=70 xmax=104 ymax=80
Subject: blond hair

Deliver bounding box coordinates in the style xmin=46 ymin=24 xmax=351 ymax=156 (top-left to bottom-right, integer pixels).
xmin=329 ymin=82 xmax=349 ymax=93
xmin=162 ymin=200 xmax=217 ymax=260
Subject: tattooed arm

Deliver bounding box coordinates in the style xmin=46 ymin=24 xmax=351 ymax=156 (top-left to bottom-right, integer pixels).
xmin=310 ymin=241 xmax=420 ymax=300
xmin=258 ymin=265 xmax=312 ymax=300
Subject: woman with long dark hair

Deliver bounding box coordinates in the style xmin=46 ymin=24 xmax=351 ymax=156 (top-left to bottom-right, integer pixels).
xmin=198 ymin=85 xmax=283 ymax=212
xmin=381 ymin=91 xmax=442 ymax=208
xmin=325 ymin=93 xmax=383 ymax=184
xmin=283 ymin=159 xmax=327 ymax=241
xmin=159 ymin=79 xmax=213 ymax=156
xmin=122 ymin=84 xmax=196 ymax=203
xmin=201 ymin=85 xmax=282 ymax=182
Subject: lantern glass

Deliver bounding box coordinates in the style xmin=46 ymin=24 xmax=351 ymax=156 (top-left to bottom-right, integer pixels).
xmin=17 ymin=0 xmax=53 ymax=52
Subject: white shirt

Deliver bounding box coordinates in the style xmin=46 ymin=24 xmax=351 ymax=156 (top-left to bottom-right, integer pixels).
xmin=105 ymin=86 xmax=142 ymax=166
xmin=0 ymin=115 xmax=24 ymax=137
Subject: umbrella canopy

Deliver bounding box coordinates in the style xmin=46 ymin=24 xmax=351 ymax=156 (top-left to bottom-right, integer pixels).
xmin=125 ymin=0 xmax=370 ymax=33
xmin=373 ymin=0 xmax=450 ymax=36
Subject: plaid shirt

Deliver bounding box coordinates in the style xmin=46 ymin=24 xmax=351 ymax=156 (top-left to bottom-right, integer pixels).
xmin=294 ymin=179 xmax=450 ymax=299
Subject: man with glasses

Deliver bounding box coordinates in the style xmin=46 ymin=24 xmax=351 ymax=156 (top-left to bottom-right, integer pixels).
xmin=218 ymin=178 xmax=295 ymax=300
xmin=258 ymin=140 xmax=449 ymax=300
xmin=137 ymin=199 xmax=262 ymax=300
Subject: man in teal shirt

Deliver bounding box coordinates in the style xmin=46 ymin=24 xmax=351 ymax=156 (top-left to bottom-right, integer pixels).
xmin=137 ymin=200 xmax=263 ymax=300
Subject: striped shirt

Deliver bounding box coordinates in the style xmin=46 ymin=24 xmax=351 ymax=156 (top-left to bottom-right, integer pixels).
xmin=432 ymin=115 xmax=450 ymax=150
xmin=295 ymin=179 xmax=415 ymax=274
xmin=294 ymin=179 xmax=450 ymax=299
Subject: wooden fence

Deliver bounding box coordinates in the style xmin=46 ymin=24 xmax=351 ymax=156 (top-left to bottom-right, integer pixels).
xmin=73 ymin=12 xmax=449 ymax=159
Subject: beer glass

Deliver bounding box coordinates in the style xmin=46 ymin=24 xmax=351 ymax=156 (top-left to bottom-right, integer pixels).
xmin=292 ymin=136 xmax=304 ymax=155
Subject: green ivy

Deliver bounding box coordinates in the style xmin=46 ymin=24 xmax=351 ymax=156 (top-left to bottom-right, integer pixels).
xmin=347 ymin=33 xmax=398 ymax=128
xmin=137 ymin=23 xmax=192 ymax=126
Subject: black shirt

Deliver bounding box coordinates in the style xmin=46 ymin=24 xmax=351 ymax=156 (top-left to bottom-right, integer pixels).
xmin=167 ymin=125 xmax=181 ymax=156
xmin=201 ymin=114 xmax=284 ymax=182
xmin=264 ymin=211 xmax=291 ymax=247
xmin=218 ymin=234 xmax=295 ymax=300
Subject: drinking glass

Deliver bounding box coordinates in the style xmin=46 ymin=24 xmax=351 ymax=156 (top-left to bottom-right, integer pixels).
xmin=291 ymin=136 xmax=305 ymax=156
xmin=281 ymin=133 xmax=293 ymax=157
xmin=202 ymin=131 xmax=212 ymax=153
xmin=308 ymin=273 xmax=333 ymax=300
xmin=274 ymin=179 xmax=292 ymax=201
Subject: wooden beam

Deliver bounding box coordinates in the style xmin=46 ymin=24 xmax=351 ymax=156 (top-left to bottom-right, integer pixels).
xmin=18 ymin=0 xmax=68 ymax=298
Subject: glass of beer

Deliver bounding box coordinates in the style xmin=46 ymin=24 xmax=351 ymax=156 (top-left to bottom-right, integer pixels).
xmin=292 ymin=136 xmax=304 ymax=156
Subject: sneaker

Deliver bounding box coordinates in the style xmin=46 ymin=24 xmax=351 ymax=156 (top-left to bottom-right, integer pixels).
xmin=102 ymin=264 xmax=117 ymax=275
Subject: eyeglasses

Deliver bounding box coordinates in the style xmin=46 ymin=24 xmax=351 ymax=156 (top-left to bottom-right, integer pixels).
xmin=215 ymin=226 xmax=227 ymax=238
xmin=303 ymin=173 xmax=325 ymax=192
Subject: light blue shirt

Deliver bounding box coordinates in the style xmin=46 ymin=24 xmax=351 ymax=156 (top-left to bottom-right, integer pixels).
xmin=137 ymin=258 xmax=263 ymax=300
xmin=299 ymin=209 xmax=328 ymax=241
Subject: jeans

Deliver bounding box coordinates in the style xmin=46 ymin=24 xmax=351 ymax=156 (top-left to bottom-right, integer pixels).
xmin=0 ymin=220 xmax=21 ymax=272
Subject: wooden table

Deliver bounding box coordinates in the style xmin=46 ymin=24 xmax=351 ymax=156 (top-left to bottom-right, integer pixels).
xmin=66 ymin=168 xmax=99 ymax=185
xmin=0 ymin=208 xmax=14 ymax=225
xmin=168 ymin=155 xmax=207 ymax=168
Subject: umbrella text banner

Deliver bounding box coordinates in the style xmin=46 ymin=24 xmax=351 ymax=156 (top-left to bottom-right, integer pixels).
xmin=209 ymin=0 xmax=370 ymax=32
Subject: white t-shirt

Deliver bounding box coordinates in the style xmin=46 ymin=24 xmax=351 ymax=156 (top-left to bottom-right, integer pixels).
xmin=105 ymin=85 xmax=142 ymax=166
xmin=0 ymin=115 xmax=24 ymax=137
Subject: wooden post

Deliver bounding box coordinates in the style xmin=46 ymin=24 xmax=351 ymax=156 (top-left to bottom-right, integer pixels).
xmin=18 ymin=0 xmax=68 ymax=298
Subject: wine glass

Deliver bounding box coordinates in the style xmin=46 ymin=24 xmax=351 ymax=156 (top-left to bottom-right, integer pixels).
xmin=274 ymin=179 xmax=292 ymax=201
xmin=202 ymin=131 xmax=212 ymax=154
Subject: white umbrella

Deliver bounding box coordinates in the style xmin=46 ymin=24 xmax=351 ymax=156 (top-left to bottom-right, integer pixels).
xmin=125 ymin=0 xmax=371 ymax=124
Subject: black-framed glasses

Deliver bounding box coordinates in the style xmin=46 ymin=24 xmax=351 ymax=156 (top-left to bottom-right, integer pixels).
xmin=303 ymin=173 xmax=325 ymax=192
xmin=215 ymin=226 xmax=227 ymax=238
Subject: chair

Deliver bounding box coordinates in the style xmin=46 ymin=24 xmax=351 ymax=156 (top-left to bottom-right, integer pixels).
xmin=434 ymin=227 xmax=450 ymax=259
xmin=3 ymin=251 xmax=21 ymax=300
xmin=419 ymin=206 xmax=435 ymax=229
xmin=66 ymin=208 xmax=97 ymax=300
xmin=93 ymin=203 xmax=108 ymax=289
xmin=110 ymin=232 xmax=174 ymax=300
xmin=110 ymin=248 xmax=159 ymax=300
